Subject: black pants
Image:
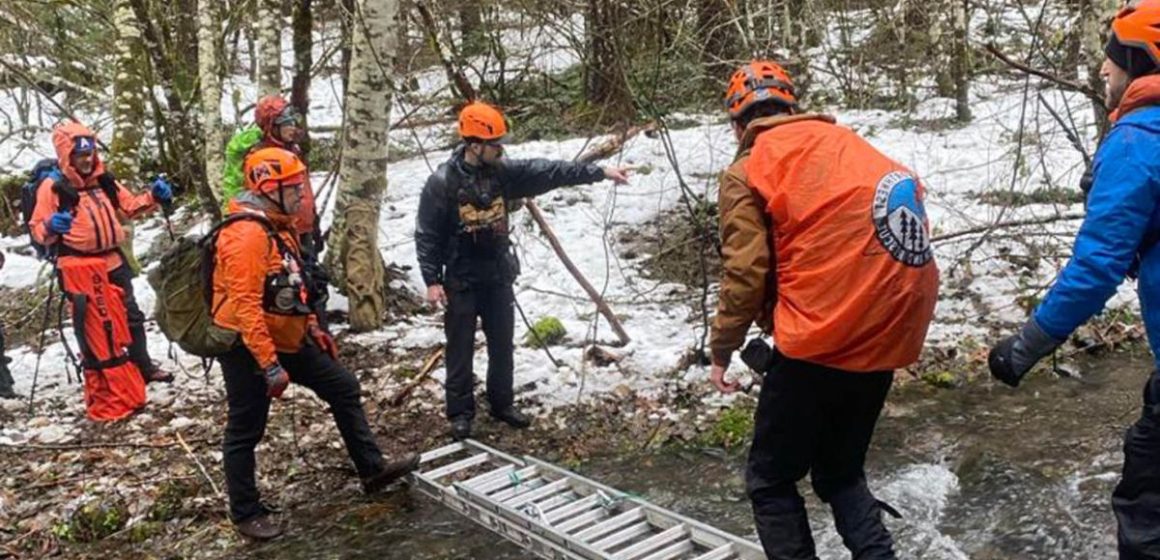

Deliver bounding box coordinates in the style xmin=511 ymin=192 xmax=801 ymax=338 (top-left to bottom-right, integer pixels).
xmin=747 ymin=350 xmax=896 ymax=560
xmin=219 ymin=343 xmax=385 ymax=523
xmin=1113 ymin=369 xmax=1160 ymax=559
xmin=107 ymin=264 xmax=155 ymax=376
xmin=444 ymin=281 xmax=515 ymax=421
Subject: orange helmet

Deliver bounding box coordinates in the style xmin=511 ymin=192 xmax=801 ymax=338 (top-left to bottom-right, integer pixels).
xmin=724 ymin=61 xmax=797 ymax=119
xmin=1108 ymin=0 xmax=1160 ymax=77
xmin=458 ymin=101 xmax=508 ymax=141
xmin=243 ymin=147 xmax=307 ymax=194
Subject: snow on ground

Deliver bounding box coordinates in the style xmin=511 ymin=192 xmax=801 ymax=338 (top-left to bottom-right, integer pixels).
xmin=0 ymin=10 xmax=1131 ymax=441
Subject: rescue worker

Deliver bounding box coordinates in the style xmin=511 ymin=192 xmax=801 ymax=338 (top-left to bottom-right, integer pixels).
xmin=988 ymin=2 xmax=1160 ymax=556
xmin=0 ymin=252 xmax=15 ymax=400
xmin=215 ymin=147 xmax=418 ymax=540
xmin=709 ymin=61 xmax=939 ymax=559
xmin=29 ymin=121 xmax=174 ymax=384
xmin=253 ymin=94 xmax=330 ymax=329
xmin=415 ymin=101 xmax=630 ymax=440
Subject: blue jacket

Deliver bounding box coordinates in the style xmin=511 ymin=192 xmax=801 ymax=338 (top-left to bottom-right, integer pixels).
xmin=1034 ymin=105 xmax=1160 ymax=366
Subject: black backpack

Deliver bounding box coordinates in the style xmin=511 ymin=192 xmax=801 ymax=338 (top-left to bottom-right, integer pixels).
xmin=20 ymin=159 xmax=120 ymax=259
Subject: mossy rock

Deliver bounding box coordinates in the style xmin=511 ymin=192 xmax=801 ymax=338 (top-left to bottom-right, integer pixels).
xmin=54 ymin=498 xmax=128 ymax=542
xmin=525 ymin=316 xmax=566 ymax=348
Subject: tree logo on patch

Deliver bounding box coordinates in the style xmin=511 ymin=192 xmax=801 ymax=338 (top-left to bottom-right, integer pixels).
xmin=872 ymin=171 xmax=932 ymax=267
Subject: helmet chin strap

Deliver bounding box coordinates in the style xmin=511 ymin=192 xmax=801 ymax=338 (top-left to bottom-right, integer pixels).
xmin=260 ymin=181 xmax=292 ymax=215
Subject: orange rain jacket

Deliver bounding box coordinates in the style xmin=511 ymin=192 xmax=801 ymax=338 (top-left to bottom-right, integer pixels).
xmin=712 ymin=115 xmax=939 ymax=372
xmin=211 ymin=200 xmax=314 ymax=369
xmin=29 ymin=122 xmax=158 ymax=271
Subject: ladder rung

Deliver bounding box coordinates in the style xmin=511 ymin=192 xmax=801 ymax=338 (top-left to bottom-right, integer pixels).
xmin=489 ymin=476 xmax=545 ymax=502
xmin=591 ymin=521 xmax=652 ymax=552
xmin=461 ymin=464 xmax=515 ymax=490
xmin=474 ymin=466 xmax=538 ymax=494
xmin=506 ymin=478 xmax=570 ymax=508
xmin=638 ymin=539 xmax=695 ymax=560
xmin=532 ymin=492 xmax=577 ymax=515
xmin=422 ymin=452 xmax=490 ymax=480
xmin=574 ymin=507 xmax=645 ymax=542
xmin=614 ymin=525 xmax=686 ymax=559
xmin=691 ymin=544 xmax=735 ymax=560
xmin=544 ymin=494 xmax=601 ymax=524
xmin=557 ymin=506 xmax=610 ymax=533
xmin=419 ymin=441 xmax=465 ymax=464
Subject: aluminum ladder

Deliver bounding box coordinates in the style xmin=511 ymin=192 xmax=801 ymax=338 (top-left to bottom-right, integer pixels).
xmin=411 ymin=439 xmax=766 ymax=560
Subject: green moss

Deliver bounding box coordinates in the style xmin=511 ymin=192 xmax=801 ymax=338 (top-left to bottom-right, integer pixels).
xmin=525 ymin=316 xmax=567 ymax=348
xmin=703 ymin=404 xmax=755 ymax=449
xmin=56 ymin=499 xmax=128 ymax=542
xmin=921 ymin=370 xmax=958 ymax=389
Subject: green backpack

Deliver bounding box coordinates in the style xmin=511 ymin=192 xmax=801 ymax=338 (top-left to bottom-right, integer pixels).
xmin=148 ymin=214 xmax=280 ymax=357
xmin=221 ymin=125 xmax=264 ymax=210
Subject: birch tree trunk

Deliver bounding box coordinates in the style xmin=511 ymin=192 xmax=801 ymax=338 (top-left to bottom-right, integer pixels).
xmin=257 ymin=0 xmax=283 ymax=96
xmin=199 ymin=0 xmax=225 ymax=210
xmin=327 ymin=0 xmax=399 ymax=331
xmin=111 ymin=0 xmax=146 ymax=273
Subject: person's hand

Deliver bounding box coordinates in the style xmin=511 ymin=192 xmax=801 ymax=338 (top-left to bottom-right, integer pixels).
xmin=988 ymin=318 xmax=1063 ymax=388
xmin=264 ymin=363 xmax=290 ymax=398
xmin=603 ymin=166 xmax=630 ymax=185
xmin=427 ymin=284 xmax=448 ymax=308
xmin=48 ymin=212 xmax=73 ymax=235
xmin=151 ymin=176 xmax=174 ymax=204
xmin=710 ymin=363 xmax=741 ymax=394
xmin=309 ymin=324 xmax=338 ymax=360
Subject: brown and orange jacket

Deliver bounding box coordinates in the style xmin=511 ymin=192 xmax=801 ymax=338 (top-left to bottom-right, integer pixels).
xmin=211 ymin=200 xmax=314 ymax=369
xmin=710 ymin=114 xmax=939 ymax=372
xmin=29 ymin=122 xmax=159 ymax=270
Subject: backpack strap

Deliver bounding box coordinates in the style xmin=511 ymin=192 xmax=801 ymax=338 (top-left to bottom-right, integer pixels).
xmin=95 ymin=172 xmax=122 ymax=212
xmin=200 ymin=213 xmax=298 ymax=311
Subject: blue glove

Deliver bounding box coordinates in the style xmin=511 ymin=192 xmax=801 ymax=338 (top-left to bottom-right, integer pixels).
xmin=48 ymin=212 xmax=73 ymax=235
xmin=151 ymin=176 xmax=173 ymax=204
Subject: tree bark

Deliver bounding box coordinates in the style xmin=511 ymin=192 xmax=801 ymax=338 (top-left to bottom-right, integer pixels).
xmin=952 ymin=0 xmax=971 ymax=122
xmin=585 ymin=0 xmax=634 ymax=123
xmin=199 ymin=0 xmax=225 ymax=217
xmin=458 ymin=0 xmax=484 ymax=57
xmin=291 ymin=0 xmax=314 ymax=157
xmin=257 ymin=0 xmax=283 ymax=96
xmin=327 ymin=0 xmax=399 ymax=331
xmin=111 ymin=0 xmax=148 ymax=274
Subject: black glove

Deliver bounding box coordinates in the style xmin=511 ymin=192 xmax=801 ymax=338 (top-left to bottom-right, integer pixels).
xmin=988 ymin=319 xmax=1063 ymax=388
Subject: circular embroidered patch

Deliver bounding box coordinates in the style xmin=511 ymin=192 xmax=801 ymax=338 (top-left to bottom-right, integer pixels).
xmin=872 ymin=171 xmax=932 ymax=267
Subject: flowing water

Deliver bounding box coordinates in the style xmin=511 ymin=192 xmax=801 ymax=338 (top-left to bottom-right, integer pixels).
xmin=250 ymin=351 xmax=1153 ymax=559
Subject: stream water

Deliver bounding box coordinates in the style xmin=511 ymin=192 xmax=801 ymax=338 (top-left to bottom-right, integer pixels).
xmin=248 ymin=351 xmax=1152 ymax=559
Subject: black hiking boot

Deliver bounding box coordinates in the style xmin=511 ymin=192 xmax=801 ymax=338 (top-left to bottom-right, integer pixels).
xmin=490 ymin=407 xmax=531 ymax=429
xmin=362 ymin=452 xmax=421 ymax=495
xmin=450 ymin=417 xmax=472 ymax=441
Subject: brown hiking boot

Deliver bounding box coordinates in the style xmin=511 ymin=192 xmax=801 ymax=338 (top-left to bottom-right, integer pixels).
xmin=235 ymin=513 xmax=283 ymax=540
xmin=362 ymin=452 xmax=421 ymax=495
xmin=141 ymin=364 xmax=174 ymax=384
